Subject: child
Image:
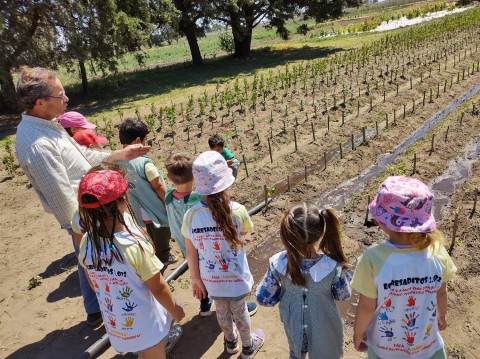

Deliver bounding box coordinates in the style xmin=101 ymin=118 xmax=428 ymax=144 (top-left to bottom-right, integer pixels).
xmin=256 ymin=202 xmax=352 ymax=359
xmin=182 ymin=151 xmax=265 ymax=358
xmin=208 ymin=134 xmax=241 ymax=178
xmin=78 ymin=167 xmax=185 ymax=358
xmin=165 ymin=152 xmax=258 ymax=318
xmin=118 ymin=118 xmax=177 ymax=266
xmin=58 ymin=111 xmax=107 ymax=148
xmin=352 ymin=176 xmax=457 ymax=359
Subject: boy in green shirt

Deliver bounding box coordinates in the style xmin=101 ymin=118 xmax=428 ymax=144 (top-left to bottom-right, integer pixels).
xmin=208 ymin=134 xmax=241 ymax=178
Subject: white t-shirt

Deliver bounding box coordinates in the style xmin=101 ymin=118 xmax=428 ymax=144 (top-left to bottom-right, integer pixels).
xmin=181 ymin=201 xmax=254 ymax=298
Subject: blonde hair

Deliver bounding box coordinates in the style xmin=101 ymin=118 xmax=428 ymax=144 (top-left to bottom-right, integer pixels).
xmin=406 ymin=229 xmax=444 ymax=251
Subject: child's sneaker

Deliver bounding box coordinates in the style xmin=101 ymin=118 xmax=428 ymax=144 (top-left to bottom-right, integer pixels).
xmin=224 ymin=323 xmax=239 ymax=354
xmin=199 ymin=297 xmax=213 ymax=317
xmin=241 ymin=329 xmax=265 ymax=359
xmin=246 ymin=302 xmax=257 ymax=316
xmin=166 ymin=323 xmax=183 ymax=353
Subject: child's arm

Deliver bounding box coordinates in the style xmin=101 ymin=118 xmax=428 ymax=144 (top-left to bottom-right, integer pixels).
xmin=186 ymin=237 xmax=207 ymax=300
xmin=149 ymin=177 xmax=166 ymax=203
xmin=353 ymin=293 xmax=376 ymax=352
xmin=146 ymin=273 xmax=185 ymax=323
xmin=256 ymin=267 xmax=281 ymax=307
xmin=436 ymin=282 xmax=448 ymax=331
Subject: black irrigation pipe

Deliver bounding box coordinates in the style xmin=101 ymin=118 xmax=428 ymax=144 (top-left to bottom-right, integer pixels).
xmin=74 ymin=197 xmax=272 ymax=359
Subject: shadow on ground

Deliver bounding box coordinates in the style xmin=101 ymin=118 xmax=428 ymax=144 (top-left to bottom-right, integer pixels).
xmin=5 ymin=323 xmax=106 ymax=359
xmin=47 ymin=270 xmax=82 ymax=303
xmin=68 ymin=45 xmax=344 ymax=116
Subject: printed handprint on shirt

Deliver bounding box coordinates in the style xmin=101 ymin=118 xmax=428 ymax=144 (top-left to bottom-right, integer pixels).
xmin=407 ymin=296 xmax=416 ymax=307
xmin=425 ymin=323 xmax=433 ymax=336
xmin=105 ymin=283 xmax=110 ymax=293
xmin=402 ymin=312 xmax=419 ymax=328
xmin=213 ymin=242 xmax=220 ymax=250
xmin=104 ymin=298 xmax=113 ymax=312
xmin=379 ymin=327 xmax=394 ymax=338
xmin=216 ymin=255 xmax=229 ymax=271
xmin=122 ymin=301 xmax=138 ymax=312
xmin=205 ymin=260 xmax=216 ymax=271
xmin=108 ymin=315 xmax=116 ymax=327
xmin=383 ymin=298 xmax=392 ymax=308
xmin=119 ymin=286 xmax=133 ymax=299
xmin=199 ymin=242 xmax=205 ymax=251
xmin=427 ymin=301 xmax=436 ymax=317
xmin=123 ymin=316 xmax=134 ymax=327
xmin=378 ymin=312 xmax=389 ymax=321
xmin=403 ymin=331 xmax=416 ymax=346
xmin=92 ymin=280 xmax=99 ymax=289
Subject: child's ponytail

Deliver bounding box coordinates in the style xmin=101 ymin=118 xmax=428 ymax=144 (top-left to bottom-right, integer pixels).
xmin=280 ymin=203 xmax=348 ymax=287
xmin=320 ymin=209 xmax=349 ymax=269
xmin=408 ymin=229 xmax=444 ymax=251
xmin=205 ymin=190 xmax=242 ymax=251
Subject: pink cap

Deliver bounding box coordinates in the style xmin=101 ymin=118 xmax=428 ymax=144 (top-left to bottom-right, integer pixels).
xmin=73 ymin=129 xmax=108 ymax=147
xmin=58 ymin=111 xmax=96 ymax=129
xmin=369 ymin=176 xmax=436 ymax=233
xmin=193 ymin=151 xmax=235 ymax=195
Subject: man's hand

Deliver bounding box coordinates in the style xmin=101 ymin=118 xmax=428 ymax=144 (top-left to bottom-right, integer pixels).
xmin=108 ymin=144 xmax=151 ymax=162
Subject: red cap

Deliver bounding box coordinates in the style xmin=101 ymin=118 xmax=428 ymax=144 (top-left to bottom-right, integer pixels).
xmin=78 ymin=170 xmax=128 ymax=208
xmin=73 ymin=129 xmax=108 ymax=147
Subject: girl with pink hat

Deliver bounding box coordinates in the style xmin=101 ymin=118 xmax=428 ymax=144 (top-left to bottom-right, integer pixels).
xmin=58 ymin=111 xmax=107 ymax=148
xmin=182 ymin=151 xmax=265 ymax=358
xmin=352 ymin=176 xmax=457 ymax=359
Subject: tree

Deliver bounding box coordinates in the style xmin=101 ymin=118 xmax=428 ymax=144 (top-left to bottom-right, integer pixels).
xmin=211 ymin=0 xmax=361 ymax=58
xmin=0 ymin=0 xmax=155 ymax=112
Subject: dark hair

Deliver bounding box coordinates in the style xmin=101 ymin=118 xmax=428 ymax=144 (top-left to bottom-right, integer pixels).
xmin=208 ymin=134 xmax=224 ymax=149
xmin=16 ymin=67 xmax=57 ymax=110
xmin=205 ymin=190 xmax=242 ymax=251
xmin=280 ymin=202 xmax=348 ymax=287
xmin=119 ymin=118 xmax=150 ymax=145
xmin=79 ymin=163 xmax=152 ymax=268
xmin=165 ymin=152 xmax=194 ymax=185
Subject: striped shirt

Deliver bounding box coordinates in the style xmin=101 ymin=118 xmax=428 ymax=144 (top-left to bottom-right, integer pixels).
xmin=15 ymin=114 xmax=110 ymax=229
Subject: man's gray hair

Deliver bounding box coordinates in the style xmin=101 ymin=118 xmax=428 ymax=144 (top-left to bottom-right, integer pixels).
xmin=16 ymin=67 xmax=57 ymax=110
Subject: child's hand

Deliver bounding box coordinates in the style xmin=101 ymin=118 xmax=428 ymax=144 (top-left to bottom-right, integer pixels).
xmin=226 ymin=159 xmax=234 ymax=166
xmin=354 ymin=333 xmax=368 ymax=352
xmin=171 ymin=303 xmax=185 ymax=324
xmin=437 ymin=314 xmax=447 ymax=331
xmin=191 ymin=278 xmax=207 ymax=300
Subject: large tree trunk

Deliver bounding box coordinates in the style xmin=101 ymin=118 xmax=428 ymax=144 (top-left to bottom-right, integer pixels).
xmin=233 ymin=30 xmax=252 ymax=58
xmin=0 ymin=66 xmax=20 ymax=113
xmin=181 ymin=20 xmax=203 ymax=65
xmin=79 ymin=60 xmax=88 ymax=94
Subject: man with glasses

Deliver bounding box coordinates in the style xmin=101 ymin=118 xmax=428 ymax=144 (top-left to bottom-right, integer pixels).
xmin=15 ymin=67 xmax=150 ymax=327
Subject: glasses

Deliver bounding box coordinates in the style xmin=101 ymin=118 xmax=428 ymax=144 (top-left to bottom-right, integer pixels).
xmin=44 ymin=93 xmax=67 ymax=100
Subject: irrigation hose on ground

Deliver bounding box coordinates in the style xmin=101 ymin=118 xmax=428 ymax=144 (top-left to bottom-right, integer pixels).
xmin=74 ymin=197 xmax=272 ymax=359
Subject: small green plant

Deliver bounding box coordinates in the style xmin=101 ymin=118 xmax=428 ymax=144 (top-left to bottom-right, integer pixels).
xmin=2 ymin=137 xmax=16 ymax=177
xmin=266 ymin=186 xmax=275 ymax=197
xmin=28 ymin=275 xmax=43 ymax=290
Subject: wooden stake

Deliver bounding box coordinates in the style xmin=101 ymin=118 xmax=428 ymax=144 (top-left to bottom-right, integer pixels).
xmin=448 ymin=210 xmax=459 ymax=255
xmin=264 ymin=184 xmax=268 ymax=209
xmin=470 ymin=189 xmax=478 ymax=218
xmin=243 ymin=154 xmax=249 ymax=177
xmin=375 ymin=121 xmax=379 ymax=136
xmin=341 ymin=112 xmax=345 ymax=126
xmin=385 ymin=113 xmax=388 ymax=129
xmin=324 ymin=152 xmax=327 ymax=170
xmin=304 ymin=166 xmax=308 ymax=183
xmin=412 ymin=153 xmax=417 ymax=175
xmin=294 ymin=130 xmax=298 ymax=152
xmin=351 ymin=134 xmax=355 ymax=151
xmin=268 ymin=138 xmax=273 ymax=163
xmin=444 ymin=126 xmax=449 ymax=142
xmin=327 ymin=115 xmax=330 ymax=132
xmin=362 ymin=127 xmax=366 ymax=145
xmin=287 ymin=176 xmax=290 ymax=191
xmin=311 ymin=122 xmax=316 ymax=142
xmin=339 ymin=143 xmax=343 ymax=159
xmin=364 ymin=195 xmax=371 ymax=225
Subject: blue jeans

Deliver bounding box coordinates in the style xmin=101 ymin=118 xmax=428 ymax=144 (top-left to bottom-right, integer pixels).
xmin=71 ymin=234 xmax=100 ymax=315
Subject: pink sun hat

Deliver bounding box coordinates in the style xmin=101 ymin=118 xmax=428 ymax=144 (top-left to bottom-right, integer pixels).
xmin=193 ymin=151 xmax=235 ymax=195
xmin=368 ymin=176 xmax=436 ymax=233
xmin=58 ymin=111 xmax=96 ymax=129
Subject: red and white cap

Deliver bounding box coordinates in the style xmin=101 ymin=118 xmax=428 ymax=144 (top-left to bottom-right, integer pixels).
xmin=78 ymin=170 xmax=128 ymax=209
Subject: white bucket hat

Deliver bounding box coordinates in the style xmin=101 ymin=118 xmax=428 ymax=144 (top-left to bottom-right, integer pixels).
xmin=193 ymin=151 xmax=235 ymax=195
